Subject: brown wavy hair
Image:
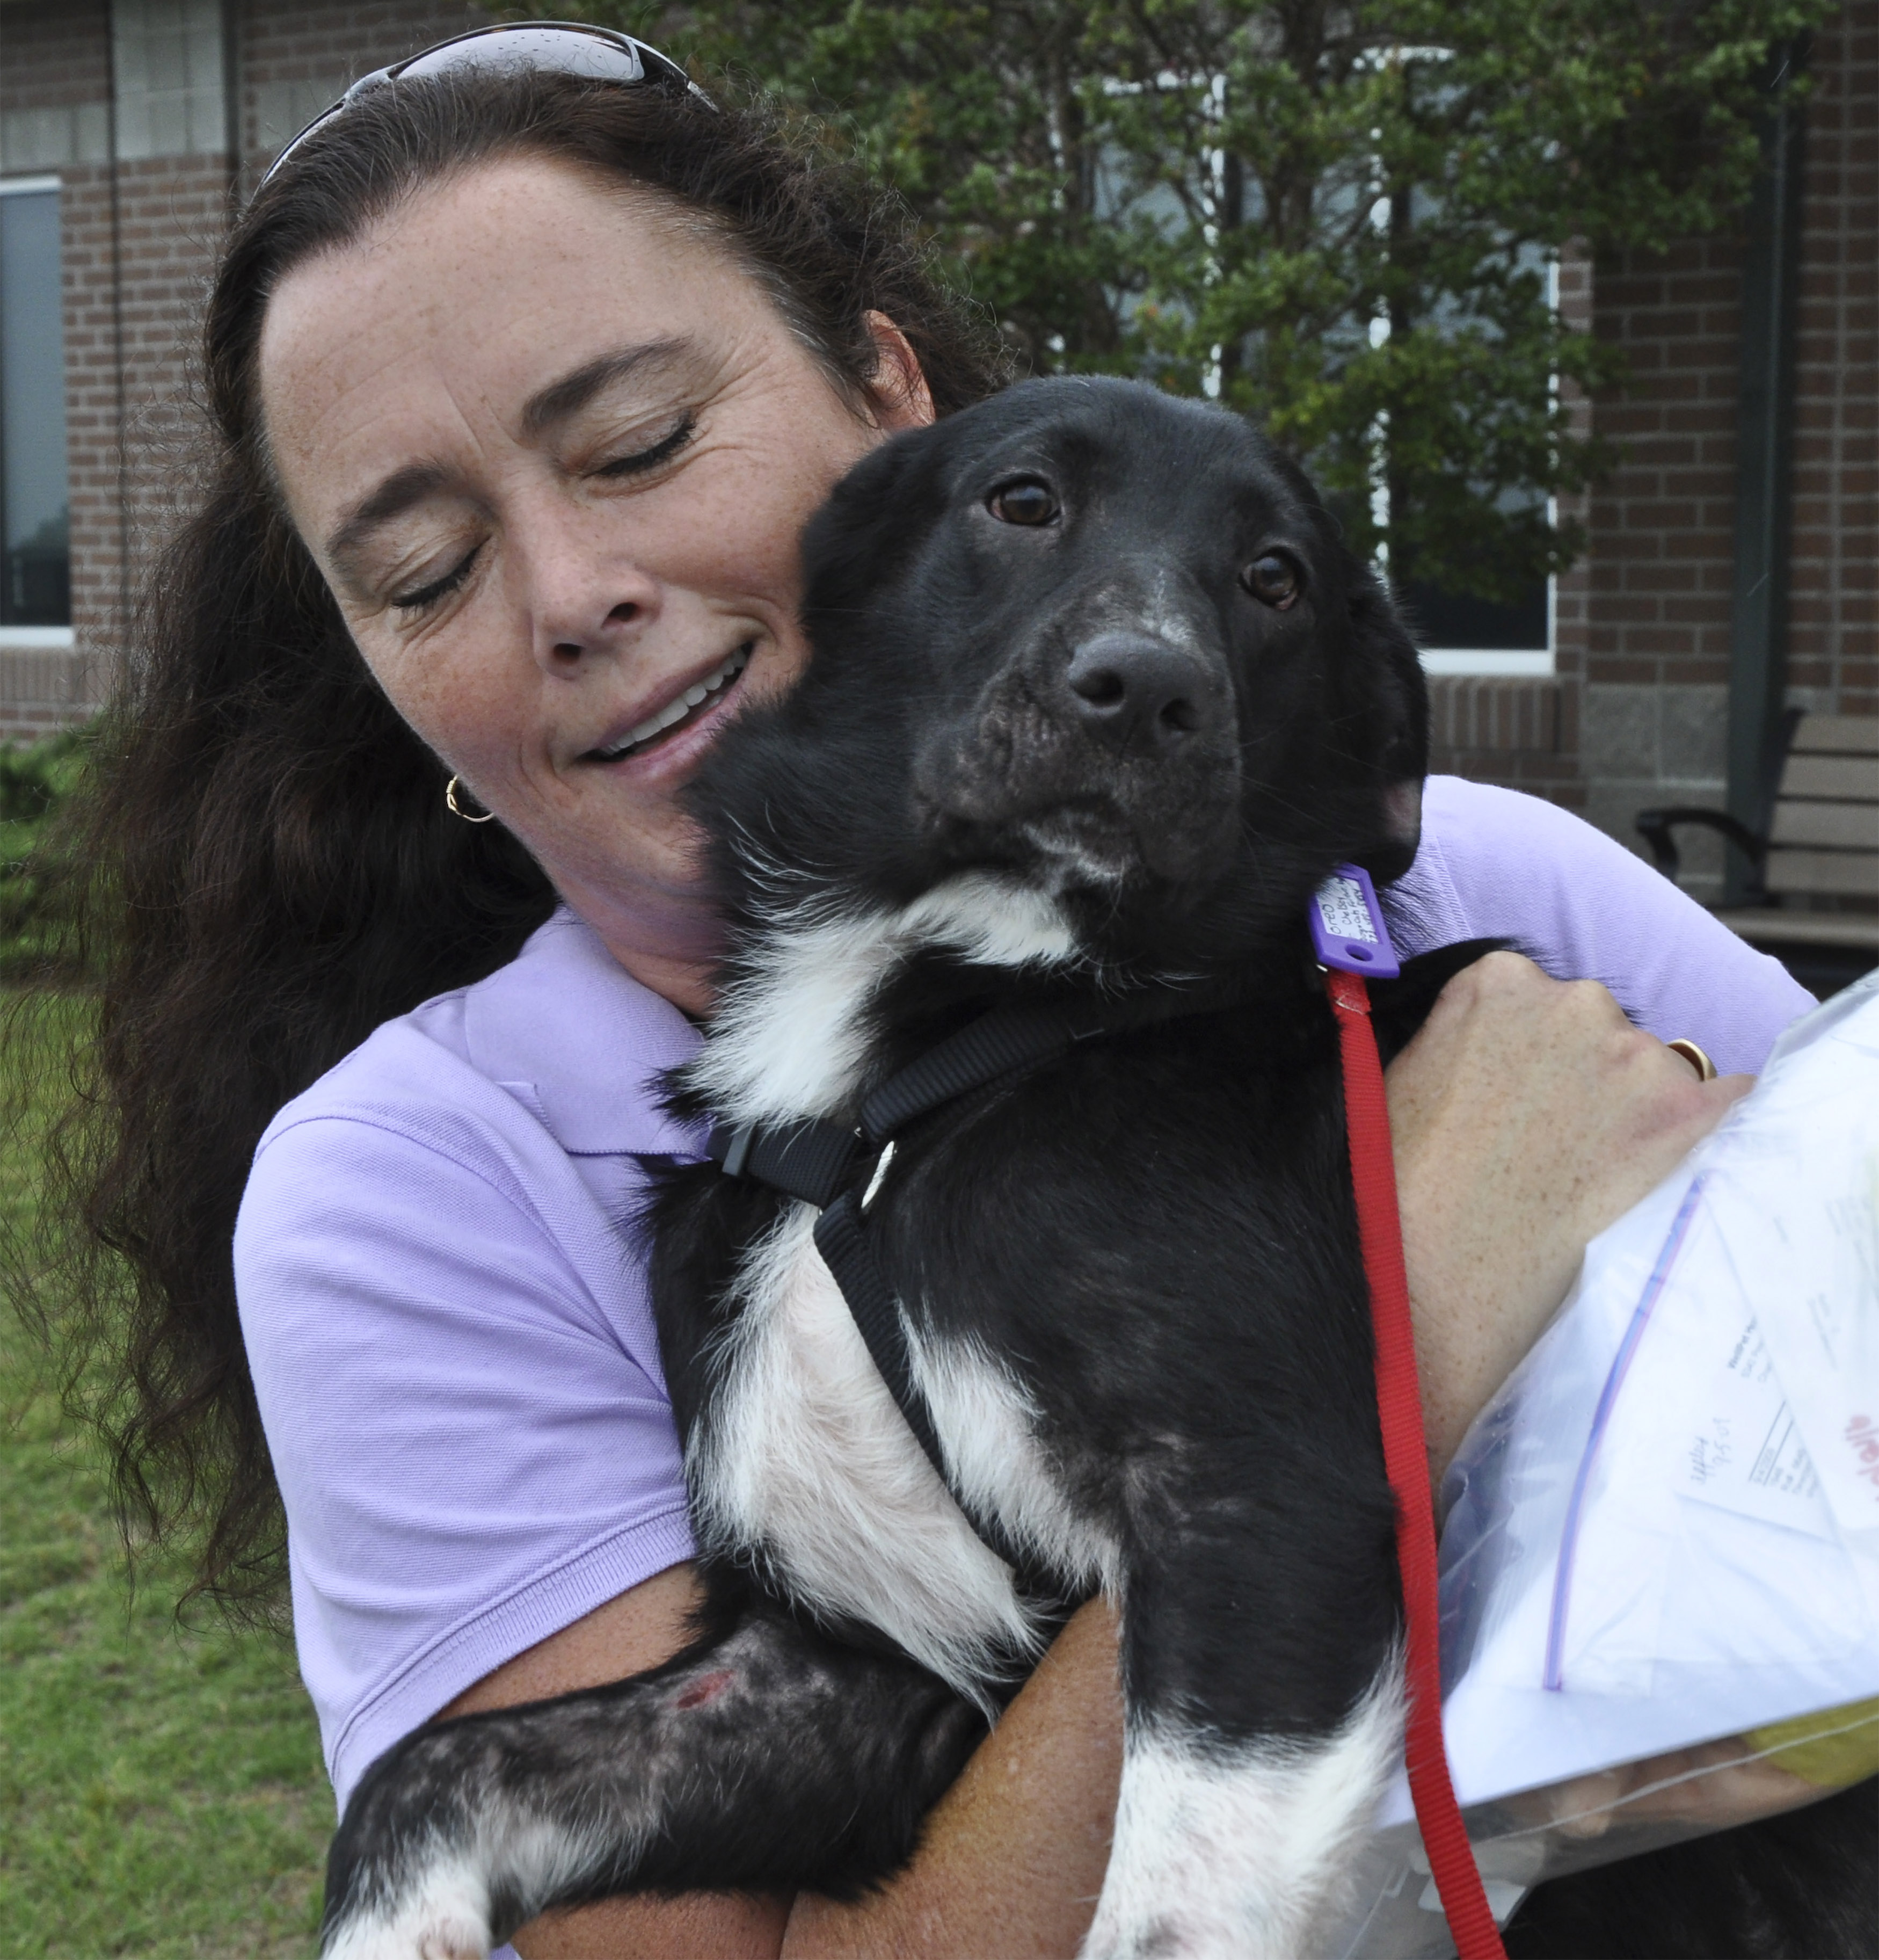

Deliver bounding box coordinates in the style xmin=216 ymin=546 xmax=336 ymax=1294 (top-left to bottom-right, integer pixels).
xmin=26 ymin=62 xmax=1006 ymax=1623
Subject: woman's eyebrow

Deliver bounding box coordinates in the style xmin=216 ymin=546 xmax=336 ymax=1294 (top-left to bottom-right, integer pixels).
xmin=321 ymin=339 xmax=701 ymax=585
xmin=520 ymin=335 xmax=696 ymax=438
xmin=325 ymin=461 xmax=458 ymax=587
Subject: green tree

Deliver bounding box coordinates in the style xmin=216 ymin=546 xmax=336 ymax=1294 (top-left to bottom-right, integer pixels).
xmin=531 ymin=0 xmax=1828 ymax=606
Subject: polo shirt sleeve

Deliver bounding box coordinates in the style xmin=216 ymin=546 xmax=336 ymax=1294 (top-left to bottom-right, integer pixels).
xmin=235 ymin=1101 xmax=694 ymax=1816
xmin=1388 ymin=776 xmax=1816 ymax=1077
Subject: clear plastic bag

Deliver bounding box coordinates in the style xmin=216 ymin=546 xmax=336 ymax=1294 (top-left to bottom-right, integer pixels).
xmin=1332 ymin=970 xmax=1879 ymax=1959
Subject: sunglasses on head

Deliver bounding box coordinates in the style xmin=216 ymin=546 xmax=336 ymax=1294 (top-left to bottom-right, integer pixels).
xmin=258 ymin=21 xmax=713 ymax=192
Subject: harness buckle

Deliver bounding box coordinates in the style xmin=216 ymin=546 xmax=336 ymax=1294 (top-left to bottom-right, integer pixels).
xmin=717 ymin=1121 xmax=756 ymax=1181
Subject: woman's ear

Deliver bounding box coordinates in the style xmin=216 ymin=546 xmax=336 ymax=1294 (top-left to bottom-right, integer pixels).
xmin=862 ymin=311 xmax=936 ymax=432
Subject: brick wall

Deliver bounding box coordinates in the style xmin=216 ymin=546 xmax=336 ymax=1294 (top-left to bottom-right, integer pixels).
xmin=3 ymin=0 xmax=113 ymax=735
xmin=1576 ymin=5 xmax=1878 ymax=898
xmin=1440 ymin=8 xmax=1876 ymax=895
xmin=1789 ymin=2 xmax=1878 ymax=721
xmin=1577 ymin=229 xmax=1742 ymax=892
xmin=232 ymin=0 xmax=483 ymax=191
xmin=0 ymin=0 xmax=486 ymax=739
xmin=55 ymin=157 xmax=123 ymax=734
xmin=0 ymin=0 xmax=112 ymax=118
xmin=65 ymin=154 xmax=230 ymax=694
xmin=8 ymin=0 xmax=1874 ymax=774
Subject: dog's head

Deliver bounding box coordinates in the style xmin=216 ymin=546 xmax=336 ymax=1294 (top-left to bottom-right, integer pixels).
xmin=694 ymin=377 xmax=1426 ymax=986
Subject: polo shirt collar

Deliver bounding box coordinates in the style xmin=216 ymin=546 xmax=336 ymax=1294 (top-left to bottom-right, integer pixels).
xmin=459 ymin=906 xmax=706 ymax=1159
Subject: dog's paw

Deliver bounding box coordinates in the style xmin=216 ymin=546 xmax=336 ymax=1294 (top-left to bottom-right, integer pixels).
xmin=1082 ymin=1901 xmax=1268 ymax=1960
xmin=321 ymin=1912 xmax=490 ymax=1960
xmin=321 ymin=1864 xmax=493 ymax=1960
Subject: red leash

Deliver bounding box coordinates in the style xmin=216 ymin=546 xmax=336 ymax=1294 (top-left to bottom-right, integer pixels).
xmin=1326 ymin=963 xmax=1509 ymax=1960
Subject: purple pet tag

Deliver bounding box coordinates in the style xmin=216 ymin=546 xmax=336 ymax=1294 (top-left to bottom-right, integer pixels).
xmin=1308 ymin=862 xmax=1401 ymax=979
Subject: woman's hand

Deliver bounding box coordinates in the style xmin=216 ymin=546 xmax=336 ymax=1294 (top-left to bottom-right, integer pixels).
xmin=1386 ymin=950 xmax=1751 ymax=1483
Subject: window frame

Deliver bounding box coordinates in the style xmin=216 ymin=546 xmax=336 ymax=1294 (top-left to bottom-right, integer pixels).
xmin=0 ymin=172 xmax=73 ymax=652
xmin=1415 ymin=535 xmax=1557 ymax=677
xmin=1411 ymin=251 xmax=1561 ymax=679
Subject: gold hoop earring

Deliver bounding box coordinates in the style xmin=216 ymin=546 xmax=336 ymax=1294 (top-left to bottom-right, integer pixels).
xmin=445 ymin=775 xmax=496 ymax=824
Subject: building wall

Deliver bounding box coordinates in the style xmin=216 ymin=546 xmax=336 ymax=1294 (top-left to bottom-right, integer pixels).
xmin=1578 ymin=227 xmax=1743 ymax=892
xmin=4 ymin=0 xmax=232 ymax=732
xmin=232 ymin=0 xmax=482 ymax=187
xmin=0 ymin=0 xmax=482 ymax=738
xmin=4 ymin=0 xmax=1875 ymax=811
xmin=1789 ymin=1 xmax=1878 ymax=722
xmin=1424 ymin=246 xmax=1593 ymax=810
xmin=1576 ymin=4 xmax=1878 ymax=898
xmin=64 ymin=153 xmax=231 ymax=727
xmin=2 ymin=0 xmax=112 ymax=731
xmin=0 ymin=0 xmax=111 ymax=170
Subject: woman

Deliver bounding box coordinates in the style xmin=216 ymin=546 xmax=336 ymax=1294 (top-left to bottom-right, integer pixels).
xmin=52 ymin=26 xmax=1812 ymax=1959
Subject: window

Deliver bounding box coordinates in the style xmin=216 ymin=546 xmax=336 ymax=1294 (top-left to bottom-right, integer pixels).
xmin=0 ymin=177 xmax=70 ymax=637
xmin=1401 ymin=250 xmax=1558 ymax=679
xmin=1403 ymin=554 xmax=1554 ymax=678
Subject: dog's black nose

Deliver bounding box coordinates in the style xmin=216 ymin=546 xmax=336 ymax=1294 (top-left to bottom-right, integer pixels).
xmin=1066 ymin=634 xmax=1212 ymax=756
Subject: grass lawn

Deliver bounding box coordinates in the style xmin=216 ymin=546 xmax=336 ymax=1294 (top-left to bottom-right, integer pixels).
xmin=0 ymin=999 xmax=332 ymax=1956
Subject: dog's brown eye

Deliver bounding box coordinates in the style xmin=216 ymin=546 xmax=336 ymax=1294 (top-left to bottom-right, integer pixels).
xmin=988 ymin=478 xmax=1059 ymax=527
xmin=1242 ymin=553 xmax=1302 ymax=609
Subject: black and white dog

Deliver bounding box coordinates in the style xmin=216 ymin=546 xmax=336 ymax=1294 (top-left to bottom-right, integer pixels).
xmin=322 ymin=379 xmax=1876 ymax=1960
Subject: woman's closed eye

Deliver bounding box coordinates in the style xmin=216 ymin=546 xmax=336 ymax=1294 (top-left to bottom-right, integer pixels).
xmin=377 ymin=415 xmax=697 ymax=614
xmin=390 ymin=542 xmax=483 ymax=614
xmin=592 ymin=412 xmax=697 ymax=481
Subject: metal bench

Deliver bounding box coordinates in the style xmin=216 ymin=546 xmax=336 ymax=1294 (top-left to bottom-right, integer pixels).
xmin=1637 ymin=713 xmax=1879 ymax=996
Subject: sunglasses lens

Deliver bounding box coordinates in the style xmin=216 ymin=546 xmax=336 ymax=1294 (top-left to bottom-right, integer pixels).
xmin=395 ymin=26 xmax=648 ymax=89
xmin=259 ymin=25 xmax=702 ymax=194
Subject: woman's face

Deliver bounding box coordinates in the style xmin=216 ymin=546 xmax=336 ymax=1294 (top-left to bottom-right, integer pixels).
xmin=259 ymin=154 xmax=931 ymax=982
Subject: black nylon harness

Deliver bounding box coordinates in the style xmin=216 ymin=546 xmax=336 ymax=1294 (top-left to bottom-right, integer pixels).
xmin=705 ymin=997 xmax=1148 ymax=1573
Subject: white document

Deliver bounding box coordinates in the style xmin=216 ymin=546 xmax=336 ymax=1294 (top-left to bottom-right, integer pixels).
xmin=1674 ymin=1313 xmax=1827 ymax=1537
xmin=1359 ymin=966 xmax=1879 ymax=1826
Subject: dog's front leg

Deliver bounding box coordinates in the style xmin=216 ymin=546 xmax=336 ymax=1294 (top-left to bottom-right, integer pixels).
xmin=1088 ymin=1659 xmax=1405 ymax=1960
xmin=321 ymin=1596 xmax=986 ymax=1960
xmin=1083 ymin=1461 xmax=1405 ymax=1960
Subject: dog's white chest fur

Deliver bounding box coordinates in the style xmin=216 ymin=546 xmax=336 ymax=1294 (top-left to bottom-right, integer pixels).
xmin=682 ymin=868 xmax=1121 ymax=1695
xmin=689 ymin=1204 xmax=1047 ymax=1695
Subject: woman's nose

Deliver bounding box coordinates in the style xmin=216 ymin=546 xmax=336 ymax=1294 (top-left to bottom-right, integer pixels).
xmin=513 ymin=514 xmax=662 ymax=676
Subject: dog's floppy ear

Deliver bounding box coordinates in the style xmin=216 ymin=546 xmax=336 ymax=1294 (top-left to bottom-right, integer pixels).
xmin=1345 ymin=567 xmax=1429 ymax=885
xmin=798 ymin=422 xmax=952 ymax=644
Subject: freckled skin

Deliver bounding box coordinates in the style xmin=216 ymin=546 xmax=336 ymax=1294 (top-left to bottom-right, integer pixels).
xmin=259 ymin=155 xmax=931 ymax=1012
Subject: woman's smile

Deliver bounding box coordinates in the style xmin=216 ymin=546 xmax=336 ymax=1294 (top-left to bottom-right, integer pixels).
xmin=580 ymin=639 xmax=753 ymax=770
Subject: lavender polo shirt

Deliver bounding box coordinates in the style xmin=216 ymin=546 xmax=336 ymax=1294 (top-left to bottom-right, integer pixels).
xmin=236 ymin=776 xmax=1814 ymax=1826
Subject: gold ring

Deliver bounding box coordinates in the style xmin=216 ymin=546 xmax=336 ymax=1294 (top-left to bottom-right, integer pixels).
xmin=1667 ymin=1038 xmax=1717 ymax=1082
